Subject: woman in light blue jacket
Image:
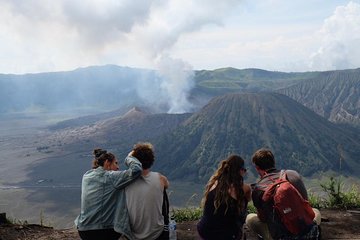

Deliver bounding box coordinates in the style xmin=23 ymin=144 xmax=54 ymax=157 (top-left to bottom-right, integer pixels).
xmin=75 ymin=148 xmax=142 ymax=240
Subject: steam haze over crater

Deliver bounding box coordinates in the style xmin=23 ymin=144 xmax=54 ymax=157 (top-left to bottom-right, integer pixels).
xmin=0 ymin=65 xmax=195 ymax=114
xmin=1 ymin=1 xmax=360 ymax=113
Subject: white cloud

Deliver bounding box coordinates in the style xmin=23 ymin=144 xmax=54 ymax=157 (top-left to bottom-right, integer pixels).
xmin=0 ymin=0 xmax=243 ymax=73
xmin=310 ymin=1 xmax=360 ymax=70
xmin=0 ymin=0 xmax=161 ymax=73
xmin=0 ymin=0 xmax=359 ymax=74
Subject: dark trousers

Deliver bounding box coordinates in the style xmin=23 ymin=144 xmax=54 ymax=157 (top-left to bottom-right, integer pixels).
xmin=155 ymin=230 xmax=169 ymax=240
xmin=78 ymin=229 xmax=121 ymax=240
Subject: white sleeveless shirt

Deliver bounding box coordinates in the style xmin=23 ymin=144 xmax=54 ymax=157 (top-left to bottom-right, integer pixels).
xmin=125 ymin=171 xmax=164 ymax=240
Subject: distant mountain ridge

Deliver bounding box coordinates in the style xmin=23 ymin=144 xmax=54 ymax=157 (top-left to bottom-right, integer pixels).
xmin=278 ymin=68 xmax=360 ymax=126
xmin=194 ymin=67 xmax=319 ymax=91
xmin=1 ymin=65 xmax=359 ymax=127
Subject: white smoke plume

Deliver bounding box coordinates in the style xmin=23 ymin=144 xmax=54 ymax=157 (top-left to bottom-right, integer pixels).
xmin=156 ymin=56 xmax=195 ymax=113
xmin=0 ymin=0 xmax=241 ymax=113
xmin=130 ymin=0 xmax=241 ymax=113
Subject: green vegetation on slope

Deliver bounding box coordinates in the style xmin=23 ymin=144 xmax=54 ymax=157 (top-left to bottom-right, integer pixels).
xmin=193 ymin=67 xmax=320 ymax=93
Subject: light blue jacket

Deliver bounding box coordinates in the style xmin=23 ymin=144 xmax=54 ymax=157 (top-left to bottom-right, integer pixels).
xmin=75 ymin=156 xmax=142 ymax=239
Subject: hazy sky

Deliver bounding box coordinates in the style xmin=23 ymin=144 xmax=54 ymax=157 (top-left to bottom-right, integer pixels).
xmin=1 ymin=0 xmax=360 ymax=74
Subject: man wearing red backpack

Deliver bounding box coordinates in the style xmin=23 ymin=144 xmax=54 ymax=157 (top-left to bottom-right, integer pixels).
xmin=246 ymin=148 xmax=321 ymax=240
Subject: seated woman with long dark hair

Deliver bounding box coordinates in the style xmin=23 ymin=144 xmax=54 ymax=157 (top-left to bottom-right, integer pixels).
xmin=197 ymin=154 xmax=251 ymax=240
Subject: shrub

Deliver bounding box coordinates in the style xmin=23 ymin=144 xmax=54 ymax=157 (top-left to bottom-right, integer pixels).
xmin=247 ymin=202 xmax=256 ymax=214
xmin=308 ymin=192 xmax=324 ymax=209
xmin=172 ymin=207 xmax=203 ymax=223
xmin=320 ymin=177 xmax=360 ymax=209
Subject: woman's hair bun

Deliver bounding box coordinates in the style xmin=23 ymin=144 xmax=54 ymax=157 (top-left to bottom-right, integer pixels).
xmin=93 ymin=148 xmax=107 ymax=158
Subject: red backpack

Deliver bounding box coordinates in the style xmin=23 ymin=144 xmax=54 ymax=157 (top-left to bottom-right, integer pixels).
xmin=262 ymin=170 xmax=315 ymax=235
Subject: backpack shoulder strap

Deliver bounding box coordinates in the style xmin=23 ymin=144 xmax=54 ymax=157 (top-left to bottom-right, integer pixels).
xmin=262 ymin=174 xmax=288 ymax=202
xmin=279 ymin=169 xmax=287 ymax=180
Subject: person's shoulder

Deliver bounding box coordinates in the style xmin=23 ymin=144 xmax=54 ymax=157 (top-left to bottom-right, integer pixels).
xmin=84 ymin=168 xmax=102 ymax=176
xmin=82 ymin=170 xmax=92 ymax=180
xmin=243 ymin=183 xmax=252 ymax=201
xmin=156 ymin=172 xmax=169 ymax=189
xmin=83 ymin=168 xmax=95 ymax=174
xmin=284 ymin=169 xmax=305 ymax=184
xmin=151 ymin=171 xmax=167 ymax=178
xmin=284 ymin=169 xmax=298 ymax=174
xmin=159 ymin=173 xmax=168 ymax=181
xmin=243 ymin=183 xmax=251 ymax=192
xmin=284 ymin=169 xmax=301 ymax=178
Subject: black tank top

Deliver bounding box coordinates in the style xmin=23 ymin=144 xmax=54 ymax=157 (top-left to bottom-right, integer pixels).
xmin=197 ymin=188 xmax=247 ymax=240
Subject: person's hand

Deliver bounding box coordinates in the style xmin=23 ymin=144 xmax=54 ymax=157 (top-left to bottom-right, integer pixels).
xmin=128 ymin=150 xmax=134 ymax=157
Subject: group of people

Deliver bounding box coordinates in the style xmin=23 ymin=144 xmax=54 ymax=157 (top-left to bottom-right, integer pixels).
xmin=75 ymin=142 xmax=169 ymax=240
xmin=197 ymin=148 xmax=321 ymax=240
xmin=75 ymin=143 xmax=321 ymax=240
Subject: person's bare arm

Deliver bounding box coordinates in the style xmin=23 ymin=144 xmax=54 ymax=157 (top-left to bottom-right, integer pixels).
xmin=159 ymin=174 xmax=169 ymax=189
xmin=243 ymin=183 xmax=252 ymax=202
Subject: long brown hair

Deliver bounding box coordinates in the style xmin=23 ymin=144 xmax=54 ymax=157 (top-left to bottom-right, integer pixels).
xmin=202 ymin=154 xmax=246 ymax=214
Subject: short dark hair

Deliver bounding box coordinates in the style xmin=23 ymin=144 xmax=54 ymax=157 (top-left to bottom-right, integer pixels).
xmin=132 ymin=142 xmax=155 ymax=170
xmin=251 ymin=148 xmax=275 ymax=171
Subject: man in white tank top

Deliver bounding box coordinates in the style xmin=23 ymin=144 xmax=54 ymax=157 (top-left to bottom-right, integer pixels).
xmin=125 ymin=142 xmax=169 ymax=240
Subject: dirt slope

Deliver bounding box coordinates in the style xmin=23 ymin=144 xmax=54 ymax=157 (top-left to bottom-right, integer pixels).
xmin=1 ymin=209 xmax=359 ymax=240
